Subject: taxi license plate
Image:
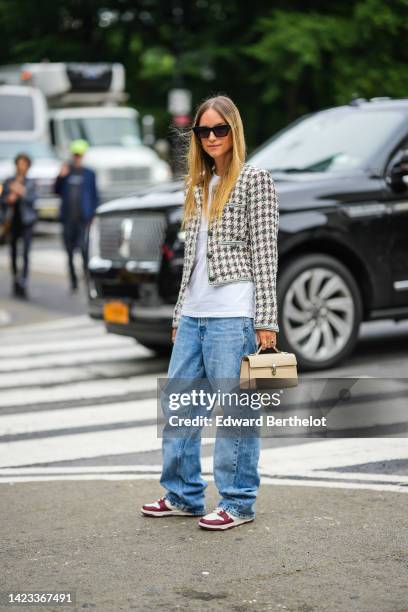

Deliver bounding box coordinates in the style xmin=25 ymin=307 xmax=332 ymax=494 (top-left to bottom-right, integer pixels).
xmin=103 ymin=301 xmax=129 ymax=324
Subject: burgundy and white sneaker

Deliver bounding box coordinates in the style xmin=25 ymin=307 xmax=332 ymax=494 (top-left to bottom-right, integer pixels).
xmin=198 ymin=507 xmax=254 ymax=530
xmin=141 ymin=496 xmax=197 ymax=517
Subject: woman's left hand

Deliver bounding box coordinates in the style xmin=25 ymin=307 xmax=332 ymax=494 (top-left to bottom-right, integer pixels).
xmin=256 ymin=330 xmax=277 ymax=351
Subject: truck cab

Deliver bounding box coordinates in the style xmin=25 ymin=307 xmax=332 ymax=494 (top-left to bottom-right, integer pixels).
xmin=49 ymin=106 xmax=171 ymax=202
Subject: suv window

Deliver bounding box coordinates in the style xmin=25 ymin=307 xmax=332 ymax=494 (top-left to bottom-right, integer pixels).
xmin=249 ymin=109 xmax=406 ymax=173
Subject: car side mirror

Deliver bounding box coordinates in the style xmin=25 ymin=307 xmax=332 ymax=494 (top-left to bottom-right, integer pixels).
xmin=386 ymin=149 xmax=408 ymax=193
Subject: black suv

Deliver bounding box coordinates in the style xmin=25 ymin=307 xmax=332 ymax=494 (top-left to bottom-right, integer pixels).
xmin=87 ymin=98 xmax=408 ymax=370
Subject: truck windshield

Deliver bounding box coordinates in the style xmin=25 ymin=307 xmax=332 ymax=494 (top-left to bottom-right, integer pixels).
xmin=62 ymin=117 xmax=141 ymax=147
xmin=0 ymin=95 xmax=34 ymax=131
xmin=249 ymin=108 xmax=406 ymax=173
xmin=0 ymin=141 xmax=57 ymax=160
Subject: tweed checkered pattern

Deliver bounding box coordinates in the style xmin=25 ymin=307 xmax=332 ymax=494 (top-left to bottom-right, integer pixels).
xmin=172 ymin=163 xmax=279 ymax=331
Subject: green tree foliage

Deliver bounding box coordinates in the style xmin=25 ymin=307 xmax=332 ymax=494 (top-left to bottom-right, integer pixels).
xmin=0 ymin=0 xmax=406 ymax=150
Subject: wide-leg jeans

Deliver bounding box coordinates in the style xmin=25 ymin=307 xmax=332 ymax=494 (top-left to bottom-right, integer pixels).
xmin=160 ymin=315 xmax=260 ymax=519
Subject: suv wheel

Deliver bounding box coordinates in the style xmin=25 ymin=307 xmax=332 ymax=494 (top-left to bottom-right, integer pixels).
xmin=278 ymin=254 xmax=362 ymax=371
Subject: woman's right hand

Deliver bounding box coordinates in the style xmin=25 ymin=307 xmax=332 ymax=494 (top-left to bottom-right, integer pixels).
xmin=172 ymin=327 xmax=177 ymax=344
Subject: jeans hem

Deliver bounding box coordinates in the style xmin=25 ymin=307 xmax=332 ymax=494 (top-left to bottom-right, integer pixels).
xmin=165 ymin=493 xmax=206 ymax=516
xmin=218 ymin=503 xmax=255 ymax=520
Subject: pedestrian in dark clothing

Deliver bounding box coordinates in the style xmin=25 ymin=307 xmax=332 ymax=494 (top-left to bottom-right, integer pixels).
xmin=0 ymin=153 xmax=37 ymax=298
xmin=54 ymin=139 xmax=99 ymax=292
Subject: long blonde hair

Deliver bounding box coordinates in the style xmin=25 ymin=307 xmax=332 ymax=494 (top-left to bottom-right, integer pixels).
xmin=181 ymin=95 xmax=246 ymax=229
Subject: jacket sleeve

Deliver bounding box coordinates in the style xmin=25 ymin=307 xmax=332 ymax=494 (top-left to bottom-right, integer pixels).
xmin=248 ymin=169 xmax=279 ymax=332
xmin=172 ymin=267 xmax=189 ymax=328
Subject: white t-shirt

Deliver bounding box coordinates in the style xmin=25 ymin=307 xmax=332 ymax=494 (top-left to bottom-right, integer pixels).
xmin=181 ymin=172 xmax=255 ymax=318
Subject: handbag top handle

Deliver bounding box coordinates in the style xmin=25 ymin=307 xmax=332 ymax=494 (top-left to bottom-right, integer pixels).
xmin=256 ymin=345 xmax=280 ymax=354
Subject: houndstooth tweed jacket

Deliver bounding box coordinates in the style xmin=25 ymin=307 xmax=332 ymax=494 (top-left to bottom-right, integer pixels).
xmin=172 ymin=162 xmax=279 ymax=331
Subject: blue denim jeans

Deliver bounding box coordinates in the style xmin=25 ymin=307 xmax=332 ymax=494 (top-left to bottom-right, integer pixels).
xmin=160 ymin=315 xmax=259 ymax=519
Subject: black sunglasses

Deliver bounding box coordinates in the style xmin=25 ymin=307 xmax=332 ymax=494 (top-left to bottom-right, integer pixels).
xmin=192 ymin=124 xmax=231 ymax=139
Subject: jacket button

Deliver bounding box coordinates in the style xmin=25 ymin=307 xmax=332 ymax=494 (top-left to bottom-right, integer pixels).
xmin=208 ymin=229 xmax=213 ymax=236
xmin=207 ymin=251 xmax=213 ymax=258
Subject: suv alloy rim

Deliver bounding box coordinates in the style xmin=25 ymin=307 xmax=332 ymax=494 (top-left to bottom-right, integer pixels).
xmin=283 ymin=267 xmax=354 ymax=363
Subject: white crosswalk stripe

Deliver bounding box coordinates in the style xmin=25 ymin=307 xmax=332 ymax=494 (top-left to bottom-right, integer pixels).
xmin=0 ymin=333 xmax=139 ymax=357
xmin=0 ymin=315 xmax=407 ymax=492
xmin=1 ymin=399 xmax=158 ymax=436
xmin=0 ymin=374 xmax=160 ymax=408
xmin=0 ymin=345 xmax=150 ymax=372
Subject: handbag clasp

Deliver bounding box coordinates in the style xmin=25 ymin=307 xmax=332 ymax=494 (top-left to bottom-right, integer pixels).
xmin=271 ymin=364 xmax=277 ymax=376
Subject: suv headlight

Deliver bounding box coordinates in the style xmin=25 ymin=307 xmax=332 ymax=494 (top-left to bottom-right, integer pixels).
xmin=88 ymin=216 xmax=101 ymax=260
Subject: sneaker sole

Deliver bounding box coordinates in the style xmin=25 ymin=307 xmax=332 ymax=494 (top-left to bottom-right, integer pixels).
xmin=198 ymin=518 xmax=254 ymax=530
xmin=141 ymin=508 xmax=198 ymax=517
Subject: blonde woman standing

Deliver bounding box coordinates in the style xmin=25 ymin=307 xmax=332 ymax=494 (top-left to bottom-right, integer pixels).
xmin=142 ymin=95 xmax=279 ymax=530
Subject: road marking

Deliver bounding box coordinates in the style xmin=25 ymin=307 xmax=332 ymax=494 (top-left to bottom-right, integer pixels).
xmin=0 ymin=424 xmax=162 ymax=467
xmin=0 ymin=315 xmax=407 ymax=493
xmin=0 ymin=426 xmax=213 ymax=468
xmin=0 ymin=345 xmax=150 ymax=373
xmin=0 ymin=374 xmax=165 ymax=408
xmin=258 ymin=438 xmax=408 ymax=475
xmin=0 ymin=399 xmax=159 ymax=436
xmin=0 ymin=472 xmax=407 ymax=494
xmin=0 ymin=362 xmax=165 ymax=390
xmin=1 ymin=314 xmax=94 ymax=334
xmin=0 ymin=334 xmax=137 ymax=357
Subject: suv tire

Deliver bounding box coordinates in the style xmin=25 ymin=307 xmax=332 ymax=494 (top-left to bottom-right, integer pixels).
xmin=277 ymin=254 xmax=362 ymax=371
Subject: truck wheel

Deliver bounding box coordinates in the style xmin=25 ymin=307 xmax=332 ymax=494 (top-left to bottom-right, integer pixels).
xmin=277 ymin=254 xmax=362 ymax=371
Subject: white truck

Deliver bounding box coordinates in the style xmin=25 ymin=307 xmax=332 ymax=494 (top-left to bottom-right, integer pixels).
xmin=0 ymin=62 xmax=172 ymax=208
xmin=0 ymin=84 xmax=61 ymax=219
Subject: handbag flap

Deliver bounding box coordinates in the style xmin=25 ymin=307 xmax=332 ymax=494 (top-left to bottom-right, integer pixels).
xmin=245 ymin=351 xmax=297 ymax=368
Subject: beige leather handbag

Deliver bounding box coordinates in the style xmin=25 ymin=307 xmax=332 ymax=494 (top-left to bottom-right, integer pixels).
xmin=240 ymin=346 xmax=298 ymax=389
